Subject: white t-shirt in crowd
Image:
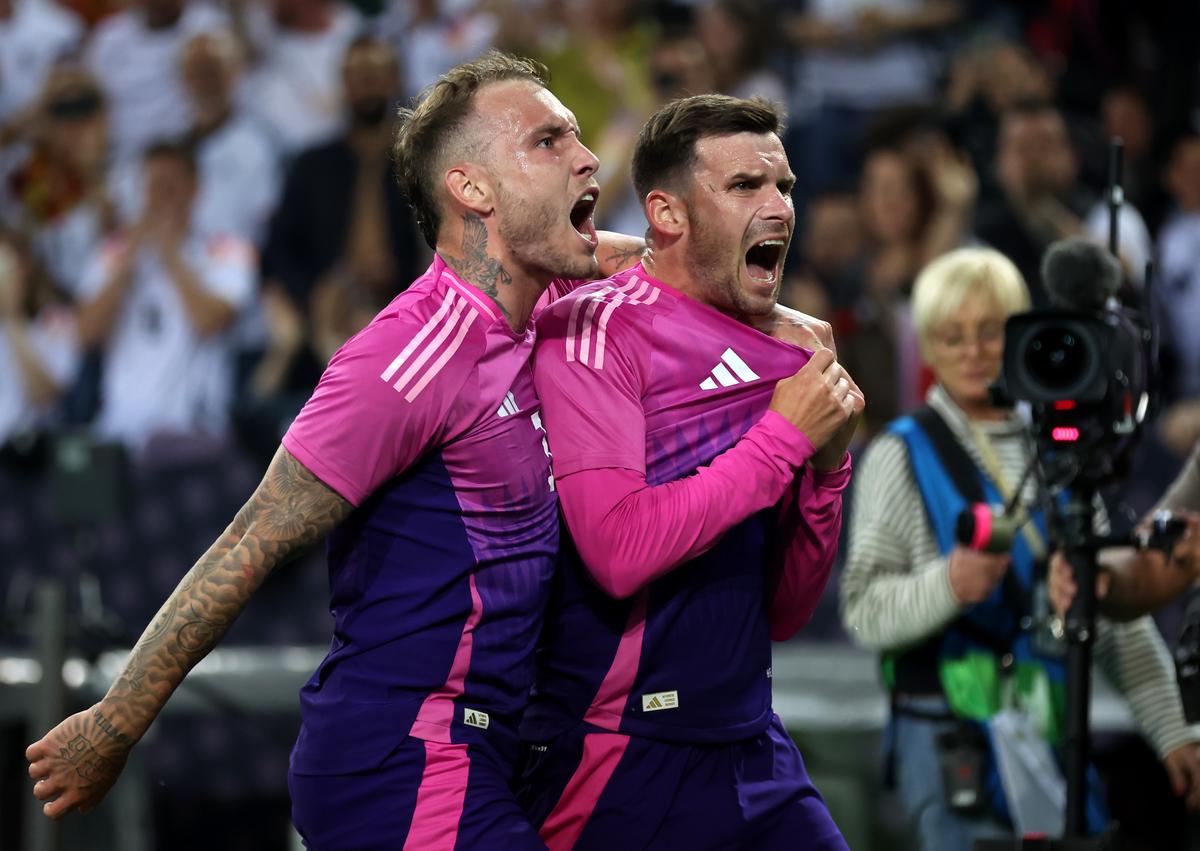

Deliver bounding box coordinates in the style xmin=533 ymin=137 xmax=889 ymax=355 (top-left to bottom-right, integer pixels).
xmin=0 ymin=0 xmax=85 ymax=122
xmin=1083 ymin=199 xmax=1152 ymax=288
xmin=85 ymin=2 xmax=228 ymax=160
xmin=0 ymin=307 xmax=79 ymax=444
xmin=240 ymin=2 xmax=361 ymax=155
xmin=792 ymin=0 xmax=941 ymax=115
xmin=113 ymin=114 xmax=281 ymax=245
xmin=78 ymin=230 xmax=255 ymax=448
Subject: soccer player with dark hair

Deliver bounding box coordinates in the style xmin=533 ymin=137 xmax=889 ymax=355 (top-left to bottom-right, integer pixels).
xmin=517 ymin=94 xmax=861 ymax=849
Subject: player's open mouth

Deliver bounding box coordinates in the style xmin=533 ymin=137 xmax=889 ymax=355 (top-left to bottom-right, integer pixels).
xmin=571 ymin=189 xmax=599 ymax=246
xmin=745 ymin=238 xmax=784 ymax=283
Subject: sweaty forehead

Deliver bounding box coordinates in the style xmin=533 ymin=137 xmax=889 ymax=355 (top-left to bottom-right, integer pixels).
xmin=471 ymin=79 xmax=577 ymax=143
xmin=694 ymin=132 xmax=790 ymax=177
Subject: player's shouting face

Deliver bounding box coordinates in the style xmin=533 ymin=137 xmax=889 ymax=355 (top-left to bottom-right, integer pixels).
xmin=471 ymin=79 xmax=602 ymax=282
xmin=683 ymin=132 xmax=795 ymax=319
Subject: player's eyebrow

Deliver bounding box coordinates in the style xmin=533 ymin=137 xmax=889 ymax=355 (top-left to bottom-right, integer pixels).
xmin=529 ymin=119 xmax=581 ymax=142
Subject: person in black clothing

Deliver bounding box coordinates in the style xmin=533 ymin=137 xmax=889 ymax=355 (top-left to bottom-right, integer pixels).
xmin=252 ymin=36 xmax=424 ymax=407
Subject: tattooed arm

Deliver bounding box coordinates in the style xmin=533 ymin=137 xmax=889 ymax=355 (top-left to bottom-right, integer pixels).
xmin=26 ymin=446 xmax=353 ymax=819
xmin=595 ymin=232 xmax=646 ymax=277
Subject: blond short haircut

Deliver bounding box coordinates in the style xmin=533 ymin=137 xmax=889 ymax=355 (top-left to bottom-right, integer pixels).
xmin=393 ymin=51 xmax=548 ymax=249
xmin=912 ymin=247 xmax=1031 ymax=357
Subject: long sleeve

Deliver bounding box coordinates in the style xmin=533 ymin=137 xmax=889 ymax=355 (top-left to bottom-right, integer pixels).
xmin=839 ymin=432 xmax=964 ymax=651
xmin=767 ymin=456 xmax=852 ymax=640
xmin=557 ymin=411 xmax=816 ymax=600
xmin=1094 ymin=616 xmax=1199 ymax=759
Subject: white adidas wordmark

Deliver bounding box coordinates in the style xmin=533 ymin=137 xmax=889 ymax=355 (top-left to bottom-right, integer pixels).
xmin=699 ymin=348 xmax=759 ymax=390
xmin=496 ymin=391 xmax=520 ymax=418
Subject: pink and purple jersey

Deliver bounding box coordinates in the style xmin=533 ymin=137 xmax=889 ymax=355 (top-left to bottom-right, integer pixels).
xmin=522 ymin=264 xmax=847 ymax=745
xmin=283 ymin=256 xmax=564 ymax=774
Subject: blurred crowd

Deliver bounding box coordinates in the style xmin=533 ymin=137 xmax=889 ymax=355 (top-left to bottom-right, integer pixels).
xmin=1 ymin=0 xmax=1199 ymax=465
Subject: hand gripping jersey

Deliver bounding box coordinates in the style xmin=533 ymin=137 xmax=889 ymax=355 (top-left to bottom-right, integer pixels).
xmin=283 ymin=256 xmax=568 ymax=774
xmin=522 ymin=263 xmax=847 ymax=745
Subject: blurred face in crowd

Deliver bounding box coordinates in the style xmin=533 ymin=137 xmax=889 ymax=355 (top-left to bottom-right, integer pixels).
xmin=1167 ymin=138 xmax=1200 ymax=212
xmin=180 ymin=33 xmax=240 ymax=117
xmin=925 ymin=292 xmax=1006 ymax=412
xmin=978 ymin=44 xmax=1052 ymax=114
xmin=861 ymin=150 xmax=921 ymax=246
xmin=342 ymin=40 xmax=400 ymax=128
xmin=466 ymin=79 xmax=600 ymax=280
xmin=680 ymin=131 xmax=795 ymax=319
xmin=140 ymin=0 xmax=184 ymax=29
xmin=142 ymin=153 xmax=196 ymax=226
xmin=804 ymin=193 xmax=862 ymax=280
xmin=648 ymin=37 xmax=714 ymax=103
xmin=41 ymin=68 xmax=107 ymax=172
xmin=998 ymin=109 xmax=1077 ymax=198
xmin=697 ymin=4 xmax=744 ymax=83
xmin=1102 ymin=87 xmax=1152 ymax=160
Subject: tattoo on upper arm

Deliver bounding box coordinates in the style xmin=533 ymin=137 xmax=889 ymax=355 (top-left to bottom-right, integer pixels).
xmin=109 ymin=448 xmax=353 ymax=732
xmin=440 ymin=214 xmax=512 ymax=319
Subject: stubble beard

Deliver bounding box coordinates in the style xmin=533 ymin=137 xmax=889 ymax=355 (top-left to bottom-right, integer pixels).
xmin=496 ymin=182 xmax=597 ymax=282
xmin=686 ymin=208 xmax=775 ymax=320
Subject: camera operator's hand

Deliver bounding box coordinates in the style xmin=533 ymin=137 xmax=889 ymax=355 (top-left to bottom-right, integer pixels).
xmin=1164 ymin=743 xmax=1200 ymax=811
xmin=768 ymin=348 xmax=859 ymax=453
xmin=1163 ymin=511 xmax=1200 ymax=580
xmin=947 ymin=545 xmax=1011 ymax=605
xmin=1047 ymin=551 xmax=1111 ymax=617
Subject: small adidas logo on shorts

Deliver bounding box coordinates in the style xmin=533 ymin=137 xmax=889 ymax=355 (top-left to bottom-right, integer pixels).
xmin=463 ymin=708 xmax=490 ymax=730
xmin=641 ymin=690 xmax=679 ymax=712
xmin=699 ymin=348 xmax=760 ymax=390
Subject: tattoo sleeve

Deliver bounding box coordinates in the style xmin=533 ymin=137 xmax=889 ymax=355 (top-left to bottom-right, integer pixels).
xmin=440 ymin=214 xmax=512 ymax=319
xmin=102 ymin=446 xmax=353 ymax=740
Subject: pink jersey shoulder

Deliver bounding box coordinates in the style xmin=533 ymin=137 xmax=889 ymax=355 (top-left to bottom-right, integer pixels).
xmin=536 ymin=267 xmax=670 ymax=372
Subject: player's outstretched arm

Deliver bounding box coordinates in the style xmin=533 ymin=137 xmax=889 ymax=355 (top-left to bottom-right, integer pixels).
xmin=26 ymin=446 xmax=353 ymax=819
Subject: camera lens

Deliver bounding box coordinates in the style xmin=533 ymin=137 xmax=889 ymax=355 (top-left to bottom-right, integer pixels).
xmin=1024 ymin=325 xmax=1091 ymax=392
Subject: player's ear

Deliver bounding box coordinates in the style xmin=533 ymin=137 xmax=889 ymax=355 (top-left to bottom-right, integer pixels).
xmin=445 ymin=163 xmax=494 ymax=217
xmin=646 ymin=189 xmax=686 ymax=238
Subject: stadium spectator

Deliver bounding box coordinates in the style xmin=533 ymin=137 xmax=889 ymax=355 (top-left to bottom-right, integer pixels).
xmin=0 ymin=0 xmax=85 ymax=129
xmin=239 ymin=0 xmax=361 ymax=155
xmin=85 ymin=0 xmax=227 ymax=161
xmin=76 ymin=142 xmax=255 ymax=448
xmin=2 ymin=66 xmax=118 ymax=298
xmin=0 ymin=231 xmax=77 ymax=448
xmin=252 ymin=36 xmax=420 ymax=408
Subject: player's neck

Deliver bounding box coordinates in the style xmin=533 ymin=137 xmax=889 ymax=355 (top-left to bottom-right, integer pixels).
xmin=437 ymin=214 xmax=543 ymax=333
xmin=642 ymin=249 xmax=708 ymax=305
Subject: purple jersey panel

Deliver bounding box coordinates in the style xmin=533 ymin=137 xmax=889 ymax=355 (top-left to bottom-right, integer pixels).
xmin=283 ymin=257 xmax=559 ymax=773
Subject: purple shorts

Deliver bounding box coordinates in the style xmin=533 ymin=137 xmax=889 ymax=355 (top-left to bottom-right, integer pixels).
xmin=289 ymin=736 xmax=546 ymax=850
xmin=517 ymin=714 xmax=848 ymax=851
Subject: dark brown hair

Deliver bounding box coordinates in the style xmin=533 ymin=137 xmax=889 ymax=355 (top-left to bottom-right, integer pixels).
xmin=393 ymin=51 xmax=549 ymax=249
xmin=632 ymin=94 xmax=783 ymax=204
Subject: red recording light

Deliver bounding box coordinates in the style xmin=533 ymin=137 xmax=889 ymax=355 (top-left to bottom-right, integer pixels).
xmin=1052 ymin=427 xmax=1080 ymax=442
xmin=1053 ymin=400 xmax=1077 ymax=410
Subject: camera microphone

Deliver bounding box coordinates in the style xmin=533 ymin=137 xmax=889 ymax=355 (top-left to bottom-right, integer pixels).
xmin=1041 ymin=237 xmax=1122 ymax=313
xmin=955 ymin=504 xmax=1022 ymax=554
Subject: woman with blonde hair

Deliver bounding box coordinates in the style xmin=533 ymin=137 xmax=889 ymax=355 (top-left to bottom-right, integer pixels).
xmin=840 ymin=247 xmax=1200 ymax=848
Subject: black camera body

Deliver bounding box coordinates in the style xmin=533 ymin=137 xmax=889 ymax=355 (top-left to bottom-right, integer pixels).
xmin=998 ymin=306 xmax=1149 ymax=488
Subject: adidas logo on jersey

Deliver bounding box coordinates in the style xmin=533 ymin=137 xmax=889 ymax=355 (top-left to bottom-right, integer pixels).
xmin=496 ymin=391 xmax=520 ymax=418
xmin=699 ymin=348 xmax=760 ymax=390
xmin=641 ymin=690 xmax=679 ymax=712
xmin=463 ymin=708 xmax=490 ymax=730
